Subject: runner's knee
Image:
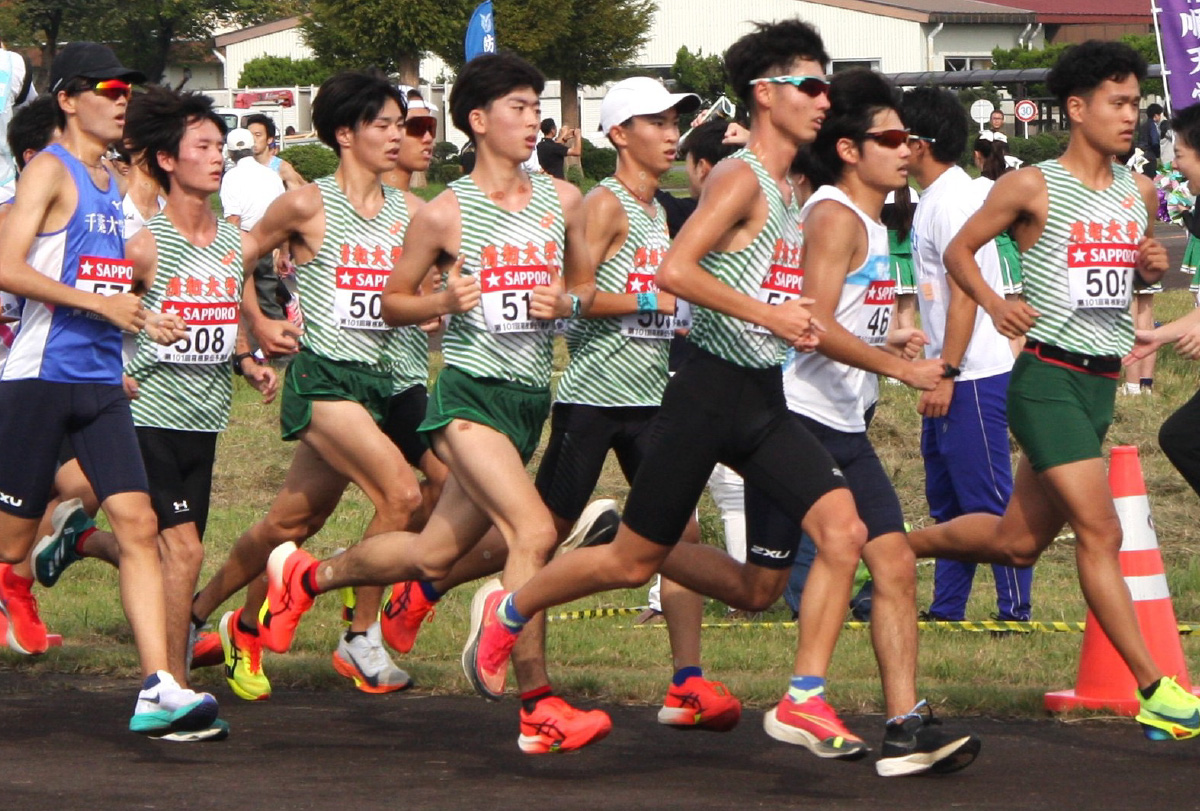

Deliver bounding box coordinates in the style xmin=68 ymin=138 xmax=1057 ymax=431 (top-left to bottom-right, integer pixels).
xmin=809 ymin=517 xmax=868 ymax=571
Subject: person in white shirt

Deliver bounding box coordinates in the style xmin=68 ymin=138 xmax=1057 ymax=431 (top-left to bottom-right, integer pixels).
xmin=902 ymin=86 xmax=1033 ymax=625
xmin=220 ymin=127 xmax=289 ymax=322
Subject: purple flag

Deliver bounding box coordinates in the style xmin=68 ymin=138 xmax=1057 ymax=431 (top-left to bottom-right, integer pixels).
xmin=1154 ymin=0 xmax=1200 ymax=114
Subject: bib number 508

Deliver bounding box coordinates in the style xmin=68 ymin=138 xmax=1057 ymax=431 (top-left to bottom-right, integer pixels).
xmin=172 ymin=326 xmax=226 ymax=355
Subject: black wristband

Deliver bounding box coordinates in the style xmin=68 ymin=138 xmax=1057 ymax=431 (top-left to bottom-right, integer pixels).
xmin=941 ymin=363 xmax=962 ymax=379
xmin=232 ymin=352 xmax=256 ymax=376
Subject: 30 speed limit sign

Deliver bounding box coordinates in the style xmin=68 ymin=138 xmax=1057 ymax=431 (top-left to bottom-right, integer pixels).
xmin=1014 ymin=99 xmax=1037 ymax=122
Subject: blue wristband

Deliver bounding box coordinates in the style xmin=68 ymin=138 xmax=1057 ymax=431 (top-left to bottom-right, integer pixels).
xmin=636 ymin=291 xmax=658 ymax=313
xmin=568 ymin=293 xmax=582 ymax=318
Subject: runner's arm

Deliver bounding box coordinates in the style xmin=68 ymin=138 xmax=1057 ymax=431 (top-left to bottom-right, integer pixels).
xmin=659 ymin=158 xmax=816 ymax=344
xmin=945 ymin=168 xmax=1041 ymax=337
xmin=383 ymin=193 xmax=472 ymax=326
xmin=552 ymin=179 xmax=597 ymax=317
xmin=803 ymin=202 xmax=942 ymax=388
xmin=581 ymin=186 xmax=675 ymax=318
xmin=1134 ymin=171 xmax=1169 ymax=284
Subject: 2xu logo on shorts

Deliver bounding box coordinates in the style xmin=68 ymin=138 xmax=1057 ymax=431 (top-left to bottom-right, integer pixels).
xmin=0 ymin=491 xmax=24 ymax=508
xmin=750 ymin=546 xmax=790 ymax=560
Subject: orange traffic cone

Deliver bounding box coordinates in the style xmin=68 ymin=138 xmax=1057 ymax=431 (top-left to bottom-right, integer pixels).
xmin=1045 ymin=445 xmax=1199 ymax=714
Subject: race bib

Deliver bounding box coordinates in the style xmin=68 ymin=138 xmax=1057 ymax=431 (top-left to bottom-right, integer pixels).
xmin=619 ymin=271 xmax=673 ymax=339
xmin=480 ymin=265 xmax=556 ymax=334
xmin=855 ymin=279 xmax=896 ymax=346
xmin=748 ymin=263 xmax=804 ymax=335
xmin=76 ymin=255 xmax=134 ymax=321
xmin=76 ymin=255 xmax=133 ymax=296
xmin=334 ymin=267 xmax=388 ymax=330
xmin=155 ymin=301 xmax=238 ymax=364
xmin=1067 ymin=243 xmax=1136 ymax=310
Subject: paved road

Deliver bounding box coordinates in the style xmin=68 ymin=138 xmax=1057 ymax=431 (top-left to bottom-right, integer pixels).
xmin=1 ymin=673 xmax=1197 ymax=810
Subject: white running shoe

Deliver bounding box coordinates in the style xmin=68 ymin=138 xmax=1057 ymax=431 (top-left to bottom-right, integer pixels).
xmin=332 ymin=622 xmax=414 ymax=694
xmin=129 ymin=670 xmax=219 ymax=736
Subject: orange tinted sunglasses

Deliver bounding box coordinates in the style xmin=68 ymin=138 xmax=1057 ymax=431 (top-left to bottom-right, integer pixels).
xmin=91 ymin=79 xmax=133 ymax=101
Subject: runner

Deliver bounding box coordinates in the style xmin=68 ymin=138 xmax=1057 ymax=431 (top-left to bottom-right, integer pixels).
xmin=378 ymin=77 xmax=741 ymax=732
xmin=749 ymin=69 xmax=978 ymax=776
xmin=901 ymin=87 xmax=1033 ymax=627
xmin=186 ymin=71 xmax=421 ymax=700
xmin=905 ymin=40 xmax=1200 ymax=740
xmin=457 ymin=22 xmax=872 ymax=754
xmin=31 ymin=87 xmax=277 ymax=701
xmin=254 ymin=52 xmax=611 ymax=754
xmin=0 ymin=42 xmax=218 ymax=739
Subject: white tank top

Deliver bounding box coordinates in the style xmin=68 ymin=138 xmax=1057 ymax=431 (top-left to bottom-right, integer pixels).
xmin=785 ymin=185 xmax=893 ymax=433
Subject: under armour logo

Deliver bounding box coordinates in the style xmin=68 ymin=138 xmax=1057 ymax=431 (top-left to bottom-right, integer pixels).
xmin=173 ymin=500 xmax=189 ymax=513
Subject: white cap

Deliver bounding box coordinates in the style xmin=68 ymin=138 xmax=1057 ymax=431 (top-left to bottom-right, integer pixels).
xmin=226 ymin=127 xmax=254 ymax=151
xmin=599 ymin=77 xmax=700 ymax=134
xmin=406 ymin=99 xmax=434 ymax=117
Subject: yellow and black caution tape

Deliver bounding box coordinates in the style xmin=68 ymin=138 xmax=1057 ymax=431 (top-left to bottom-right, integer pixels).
xmin=547 ymin=607 xmax=645 ymax=622
xmin=552 ymin=608 xmax=1200 ymax=634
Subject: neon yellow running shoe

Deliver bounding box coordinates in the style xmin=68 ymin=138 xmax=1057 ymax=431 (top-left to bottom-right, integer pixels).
xmin=1137 ymin=676 xmax=1200 ymax=741
xmin=219 ymin=608 xmax=271 ymax=701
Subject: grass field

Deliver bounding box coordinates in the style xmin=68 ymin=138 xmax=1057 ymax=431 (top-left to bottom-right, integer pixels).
xmin=7 ymin=291 xmax=1200 ymax=719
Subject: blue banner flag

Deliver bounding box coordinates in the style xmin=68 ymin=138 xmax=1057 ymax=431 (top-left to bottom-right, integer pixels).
xmin=465 ymin=1 xmax=496 ymax=62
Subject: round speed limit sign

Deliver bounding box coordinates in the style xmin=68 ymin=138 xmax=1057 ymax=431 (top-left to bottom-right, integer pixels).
xmin=1015 ymin=99 xmax=1037 ymax=122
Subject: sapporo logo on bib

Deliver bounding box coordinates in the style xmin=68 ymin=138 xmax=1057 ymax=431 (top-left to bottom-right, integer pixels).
xmin=620 ymin=245 xmax=674 ymax=339
xmin=333 ymin=242 xmax=400 ymax=330
xmin=748 ymin=238 xmax=803 ymax=335
xmin=479 ymin=241 xmax=559 ymax=334
xmin=76 ymin=255 xmax=133 ymax=320
xmin=856 ymin=269 xmax=896 ymax=346
xmin=1067 ymin=242 xmax=1136 ymax=309
xmin=157 ymin=301 xmax=238 ymax=364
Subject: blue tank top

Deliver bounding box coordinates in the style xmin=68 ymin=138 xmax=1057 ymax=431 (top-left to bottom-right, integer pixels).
xmin=2 ymin=143 xmax=128 ymax=384
xmin=269 ymin=155 xmax=282 ymax=173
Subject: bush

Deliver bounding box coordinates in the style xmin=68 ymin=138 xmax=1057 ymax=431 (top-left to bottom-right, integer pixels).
xmin=427 ymin=162 xmax=462 ymax=185
xmin=278 ymin=143 xmax=338 ymax=181
xmin=238 ymin=56 xmax=331 ymax=88
xmin=1007 ymin=131 xmax=1071 ymax=166
xmin=433 ymin=141 xmax=460 ymax=163
xmin=566 ymin=165 xmax=585 ymax=187
xmin=580 ymin=139 xmax=617 ymax=180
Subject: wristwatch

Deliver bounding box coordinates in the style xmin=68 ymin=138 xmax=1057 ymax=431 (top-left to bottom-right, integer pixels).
xmin=941 ymin=363 xmax=962 ymax=379
xmin=232 ymin=352 xmax=257 ymax=376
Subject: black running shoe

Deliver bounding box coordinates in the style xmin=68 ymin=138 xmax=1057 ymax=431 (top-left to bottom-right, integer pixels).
xmin=875 ymin=700 xmax=981 ymax=777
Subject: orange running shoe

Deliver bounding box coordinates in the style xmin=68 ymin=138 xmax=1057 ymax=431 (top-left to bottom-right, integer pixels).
xmin=763 ymin=692 xmax=870 ymax=760
xmin=0 ymin=564 xmax=48 ymax=655
xmin=219 ymin=608 xmax=271 ymax=701
xmin=190 ymin=629 xmax=224 ymax=669
xmin=518 ymin=696 xmax=613 ymax=754
xmin=258 ymin=542 xmax=317 ymax=653
xmin=657 ymin=675 xmax=742 ymax=732
xmin=380 ymin=580 xmax=437 ymax=654
xmin=462 ymin=579 xmax=519 ymax=700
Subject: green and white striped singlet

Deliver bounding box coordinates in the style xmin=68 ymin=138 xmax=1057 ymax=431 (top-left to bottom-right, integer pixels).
xmin=556 ymin=178 xmax=671 ymax=407
xmin=688 ymin=149 xmax=803 ymax=369
xmin=442 ymin=172 xmax=565 ymax=388
xmin=1023 ymin=160 xmax=1146 ymax=356
xmin=127 ymin=215 xmax=243 ymax=432
xmin=380 ymin=192 xmax=430 ymax=395
xmin=295 ymin=176 xmax=405 ymax=369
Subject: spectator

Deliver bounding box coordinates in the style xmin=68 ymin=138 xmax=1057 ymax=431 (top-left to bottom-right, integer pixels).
xmin=535 ymin=117 xmax=580 ymax=179
xmin=1141 ymin=103 xmax=1164 ymax=178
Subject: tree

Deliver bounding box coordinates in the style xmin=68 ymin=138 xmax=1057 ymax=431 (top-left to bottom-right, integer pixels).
xmin=302 ymin=0 xmax=471 ymax=87
xmin=488 ymin=0 xmax=656 ymax=132
xmin=671 ymin=45 xmax=730 ymax=103
xmin=991 ymin=35 xmax=1163 ymax=99
xmin=239 ymin=55 xmax=331 ymax=88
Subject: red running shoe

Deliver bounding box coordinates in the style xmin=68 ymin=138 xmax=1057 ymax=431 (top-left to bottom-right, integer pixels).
xmin=763 ymin=692 xmax=870 ymax=759
xmin=380 ymin=580 xmax=437 ymax=654
xmin=657 ymin=675 xmax=742 ymax=732
xmin=0 ymin=564 xmax=47 ymax=655
xmin=258 ymin=542 xmax=316 ymax=653
xmin=461 ymin=578 xmax=518 ymax=700
xmin=519 ymin=696 xmax=613 ymax=754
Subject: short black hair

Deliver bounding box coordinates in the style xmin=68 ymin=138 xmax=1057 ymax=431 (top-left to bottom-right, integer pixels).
xmin=540 ymin=118 xmax=556 ymax=136
xmin=242 ymin=113 xmax=276 ymax=138
xmin=900 ymin=86 xmax=968 ymax=164
xmin=1045 ymin=40 xmax=1147 ymax=107
xmin=726 ymin=19 xmax=829 ymax=113
xmin=8 ymin=95 xmax=59 ymax=171
xmin=123 ymin=86 xmax=227 ymax=192
xmin=1147 ymin=103 xmax=1164 ymax=118
xmin=450 ymin=53 xmax=544 ymax=143
xmin=1172 ymin=103 xmax=1200 ymax=152
xmin=312 ymin=70 xmax=407 ymax=155
xmin=679 ymin=119 xmax=738 ymax=167
xmin=808 ymin=69 xmax=900 ymax=188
